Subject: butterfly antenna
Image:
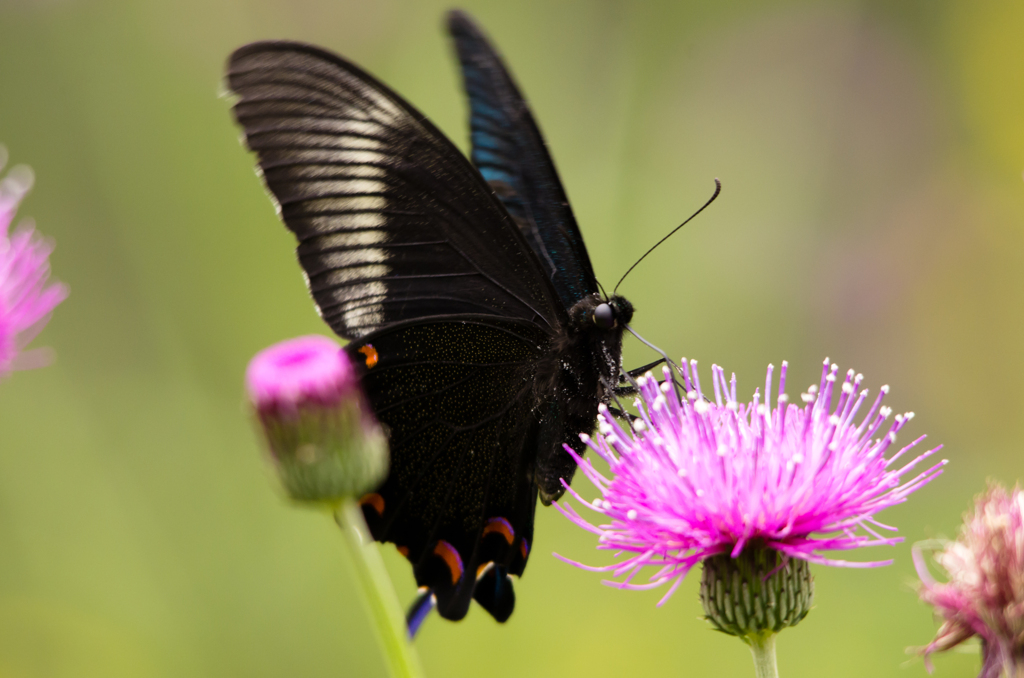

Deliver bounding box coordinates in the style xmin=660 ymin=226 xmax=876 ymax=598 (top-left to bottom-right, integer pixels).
xmin=613 ymin=178 xmax=721 ymax=295
xmin=595 ymin=279 xmax=609 ymax=300
xmin=622 ymin=324 xmax=686 ymax=403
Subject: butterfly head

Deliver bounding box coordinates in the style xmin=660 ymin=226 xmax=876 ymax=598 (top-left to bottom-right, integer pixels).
xmin=592 ymin=295 xmax=634 ymax=331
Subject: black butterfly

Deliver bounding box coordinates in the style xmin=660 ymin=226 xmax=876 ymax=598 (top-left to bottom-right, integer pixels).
xmin=227 ymin=10 xmax=644 ymax=625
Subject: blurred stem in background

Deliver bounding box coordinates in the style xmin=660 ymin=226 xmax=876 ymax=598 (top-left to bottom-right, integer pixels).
xmin=336 ymin=498 xmax=424 ymax=678
xmin=247 ymin=335 xmax=422 ymax=677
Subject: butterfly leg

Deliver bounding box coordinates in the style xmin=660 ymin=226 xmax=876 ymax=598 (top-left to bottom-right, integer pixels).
xmin=605 ymin=406 xmax=638 ymax=423
xmin=612 ymin=358 xmax=667 ymax=396
xmin=623 ymin=358 xmax=666 ymax=379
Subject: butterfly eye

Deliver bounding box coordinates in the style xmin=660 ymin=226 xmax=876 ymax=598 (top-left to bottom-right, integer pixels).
xmin=593 ymin=303 xmax=616 ymax=329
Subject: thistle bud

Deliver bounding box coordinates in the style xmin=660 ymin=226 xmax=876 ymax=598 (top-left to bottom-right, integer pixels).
xmin=699 ymin=546 xmax=814 ymax=642
xmin=246 ymin=335 xmax=388 ymax=502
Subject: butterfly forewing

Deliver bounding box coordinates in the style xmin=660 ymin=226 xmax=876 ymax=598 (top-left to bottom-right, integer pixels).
xmin=447 ymin=11 xmax=599 ymax=308
xmin=227 ymin=42 xmax=564 ymax=340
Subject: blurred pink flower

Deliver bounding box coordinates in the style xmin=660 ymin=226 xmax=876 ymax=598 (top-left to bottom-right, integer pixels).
xmin=246 ymin=335 xmax=358 ymax=417
xmin=0 ymin=150 xmax=67 ymax=377
xmin=246 ymin=335 xmax=387 ymax=502
xmin=557 ymin=358 xmax=946 ymax=603
xmin=915 ymin=484 xmax=1024 ymax=678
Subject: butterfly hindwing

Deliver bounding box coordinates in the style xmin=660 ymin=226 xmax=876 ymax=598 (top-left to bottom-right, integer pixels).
xmin=347 ymin=317 xmax=544 ymax=620
xmin=227 ymin=41 xmax=564 ymax=340
xmin=447 ymin=11 xmax=599 ymax=308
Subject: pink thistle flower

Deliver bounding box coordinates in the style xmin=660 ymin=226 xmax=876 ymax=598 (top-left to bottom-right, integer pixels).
xmin=247 ymin=335 xmax=359 ymax=416
xmin=914 ymin=484 xmax=1024 ymax=678
xmin=246 ymin=335 xmax=388 ymax=502
xmin=0 ymin=150 xmax=67 ymax=377
xmin=556 ymin=358 xmax=946 ymax=605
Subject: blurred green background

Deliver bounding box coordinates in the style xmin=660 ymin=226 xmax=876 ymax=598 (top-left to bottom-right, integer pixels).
xmin=0 ymin=0 xmax=1021 ymax=676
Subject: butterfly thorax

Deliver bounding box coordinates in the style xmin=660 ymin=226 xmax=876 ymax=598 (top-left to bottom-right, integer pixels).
xmin=533 ymin=294 xmax=633 ymax=504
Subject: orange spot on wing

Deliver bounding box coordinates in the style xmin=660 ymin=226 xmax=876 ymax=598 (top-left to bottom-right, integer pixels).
xmin=433 ymin=540 xmax=464 ymax=585
xmin=481 ymin=517 xmax=515 ymax=544
xmin=519 ymin=538 xmax=530 ymax=560
xmin=359 ymin=493 xmax=385 ymax=516
xmin=476 ymin=561 xmax=494 ymax=580
xmin=358 ymin=344 xmax=378 ymax=368
xmin=397 ymin=546 xmax=410 ymax=558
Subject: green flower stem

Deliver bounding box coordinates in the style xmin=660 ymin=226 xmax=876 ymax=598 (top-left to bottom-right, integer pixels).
xmin=335 ymin=497 xmax=424 ymax=678
xmin=748 ymin=634 xmax=779 ymax=678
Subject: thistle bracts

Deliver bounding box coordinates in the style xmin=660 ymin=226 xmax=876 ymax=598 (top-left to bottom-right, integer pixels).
xmin=700 ymin=546 xmax=813 ymax=641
